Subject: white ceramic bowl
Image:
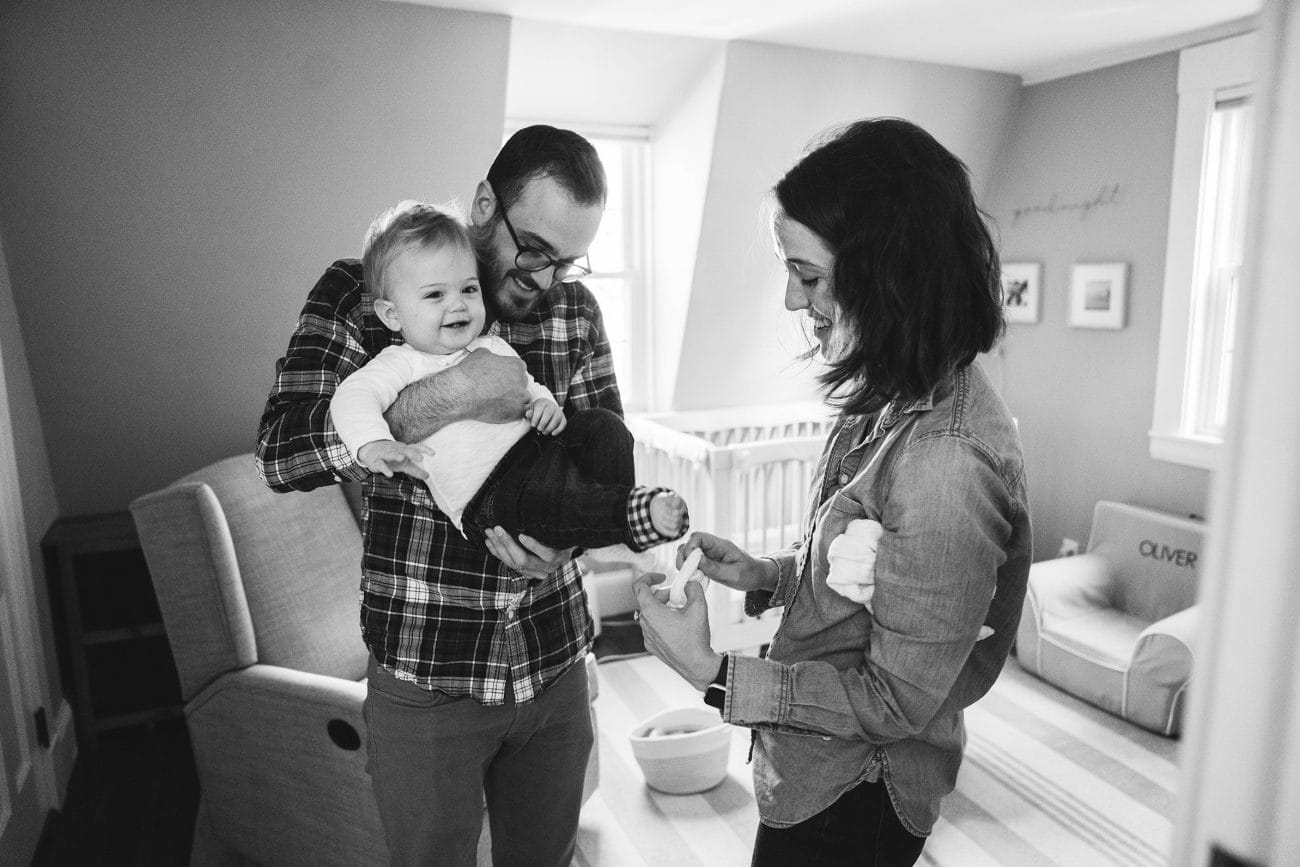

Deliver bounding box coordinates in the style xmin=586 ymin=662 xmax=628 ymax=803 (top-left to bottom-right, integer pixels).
xmin=628 ymin=706 xmax=732 ymax=795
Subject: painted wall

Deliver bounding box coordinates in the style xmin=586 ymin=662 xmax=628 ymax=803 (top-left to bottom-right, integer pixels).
xmin=982 ymin=52 xmax=1211 ymax=561
xmin=0 ymin=225 xmax=63 ymax=712
xmin=649 ymin=55 xmax=727 ymax=412
xmin=506 ymin=20 xmax=721 ymax=129
xmin=0 ymin=0 xmax=510 ymax=514
xmin=672 ymin=41 xmax=1021 ymax=410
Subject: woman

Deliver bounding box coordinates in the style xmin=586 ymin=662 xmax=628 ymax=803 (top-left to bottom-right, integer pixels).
xmin=633 ymin=117 xmax=1032 ymax=865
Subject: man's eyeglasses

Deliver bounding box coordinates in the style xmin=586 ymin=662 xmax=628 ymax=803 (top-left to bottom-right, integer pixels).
xmin=494 ymin=190 xmax=592 ymax=285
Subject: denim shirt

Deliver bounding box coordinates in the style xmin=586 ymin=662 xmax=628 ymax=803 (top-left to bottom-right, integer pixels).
xmin=722 ymin=363 xmax=1031 ymax=835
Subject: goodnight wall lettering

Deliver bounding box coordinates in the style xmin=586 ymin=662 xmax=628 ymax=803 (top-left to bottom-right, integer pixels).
xmin=1012 ymin=184 xmax=1122 ymax=227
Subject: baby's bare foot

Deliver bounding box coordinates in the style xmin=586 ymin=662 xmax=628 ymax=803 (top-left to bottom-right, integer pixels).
xmin=649 ymin=492 xmax=688 ymax=539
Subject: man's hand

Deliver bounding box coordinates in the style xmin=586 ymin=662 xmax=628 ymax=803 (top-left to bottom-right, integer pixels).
xmin=484 ymin=527 xmax=576 ymax=580
xmin=675 ymin=532 xmax=778 ymax=593
xmin=457 ymin=349 xmax=532 ymax=423
xmin=356 ymin=440 xmax=434 ymax=480
xmin=526 ymin=399 xmax=567 ymax=435
xmin=386 ymin=349 xmax=531 ymax=442
xmin=633 ymin=576 xmax=722 ymax=691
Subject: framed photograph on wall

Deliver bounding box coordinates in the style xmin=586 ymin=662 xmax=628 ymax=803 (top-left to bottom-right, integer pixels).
xmin=1000 ymin=262 xmax=1041 ymax=324
xmin=1069 ymin=262 xmax=1129 ymax=329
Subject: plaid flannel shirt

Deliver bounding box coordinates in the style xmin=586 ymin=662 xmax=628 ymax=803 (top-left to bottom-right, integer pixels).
xmin=257 ymin=259 xmax=647 ymax=704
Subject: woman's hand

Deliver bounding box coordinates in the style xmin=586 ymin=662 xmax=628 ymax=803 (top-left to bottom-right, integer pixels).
xmin=484 ymin=527 xmax=575 ymax=580
xmin=633 ymin=574 xmax=722 ymax=691
xmin=676 ymin=532 xmax=778 ymax=593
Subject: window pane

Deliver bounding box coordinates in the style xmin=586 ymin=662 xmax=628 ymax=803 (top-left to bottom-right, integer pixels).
xmin=1189 ymin=97 xmax=1253 ymax=439
xmin=1212 ymin=269 xmax=1238 ymax=430
xmin=595 ymin=141 xmax=625 ymax=210
xmin=584 ymin=275 xmax=632 ymax=393
xmin=589 ymin=141 xmax=627 ymax=273
xmin=589 ymin=207 xmax=626 ymax=274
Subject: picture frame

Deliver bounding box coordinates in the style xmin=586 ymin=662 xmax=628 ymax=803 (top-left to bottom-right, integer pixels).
xmin=1000 ymin=262 xmax=1041 ymax=324
xmin=1068 ymin=262 xmax=1128 ymax=329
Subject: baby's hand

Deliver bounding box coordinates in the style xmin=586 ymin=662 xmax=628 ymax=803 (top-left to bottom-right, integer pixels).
xmin=526 ymin=399 xmax=567 ymax=435
xmin=356 ymin=440 xmax=435 ymax=480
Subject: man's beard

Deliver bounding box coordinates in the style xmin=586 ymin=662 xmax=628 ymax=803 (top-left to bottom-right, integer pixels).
xmin=482 ymin=256 xmax=545 ymax=324
xmin=473 ymin=223 xmax=545 ymax=324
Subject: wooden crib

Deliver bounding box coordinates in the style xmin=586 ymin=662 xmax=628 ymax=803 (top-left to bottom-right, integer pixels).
xmin=625 ymin=402 xmax=835 ymax=652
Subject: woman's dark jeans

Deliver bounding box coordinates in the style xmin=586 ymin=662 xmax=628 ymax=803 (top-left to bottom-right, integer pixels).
xmin=751 ymin=779 xmax=926 ymax=866
xmin=463 ymin=407 xmax=641 ymax=550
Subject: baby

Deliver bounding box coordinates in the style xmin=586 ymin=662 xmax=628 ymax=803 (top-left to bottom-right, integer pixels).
xmin=330 ymin=200 xmax=686 ymax=558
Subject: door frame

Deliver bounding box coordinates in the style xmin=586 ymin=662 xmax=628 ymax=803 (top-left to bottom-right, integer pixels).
xmin=1172 ymin=1 xmax=1300 ymax=862
xmin=0 ymin=305 xmax=61 ymax=856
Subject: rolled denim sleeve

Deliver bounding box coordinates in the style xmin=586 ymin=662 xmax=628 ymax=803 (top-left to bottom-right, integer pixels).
xmin=742 ymin=547 xmax=799 ymax=616
xmin=726 ymin=651 xmax=878 ymax=736
xmin=767 ymin=547 xmax=802 ymax=608
xmin=727 ymin=435 xmax=1015 ymax=741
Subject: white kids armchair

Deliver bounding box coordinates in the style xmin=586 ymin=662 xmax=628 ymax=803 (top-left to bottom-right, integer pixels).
xmin=131 ymin=454 xmax=599 ymax=866
xmin=1015 ymin=500 xmax=1204 ymax=736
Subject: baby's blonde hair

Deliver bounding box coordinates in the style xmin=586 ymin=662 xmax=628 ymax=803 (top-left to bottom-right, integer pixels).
xmin=362 ymin=200 xmax=474 ymax=301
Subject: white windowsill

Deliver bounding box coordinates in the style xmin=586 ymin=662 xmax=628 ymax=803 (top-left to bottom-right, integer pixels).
xmin=1149 ymin=429 xmax=1221 ymax=471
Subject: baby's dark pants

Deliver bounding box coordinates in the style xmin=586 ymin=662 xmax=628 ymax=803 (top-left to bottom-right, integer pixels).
xmin=463 ymin=407 xmax=638 ymax=550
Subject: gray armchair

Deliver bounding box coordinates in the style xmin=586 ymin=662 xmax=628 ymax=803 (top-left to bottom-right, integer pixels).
xmin=131 ymin=454 xmax=598 ymax=865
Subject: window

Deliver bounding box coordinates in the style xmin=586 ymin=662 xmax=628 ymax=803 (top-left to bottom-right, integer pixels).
xmin=1151 ymin=33 xmax=1256 ymax=470
xmin=1187 ymin=95 xmax=1252 ymax=439
xmin=504 ymin=124 xmax=653 ymax=412
xmin=585 ymin=132 xmax=652 ymax=412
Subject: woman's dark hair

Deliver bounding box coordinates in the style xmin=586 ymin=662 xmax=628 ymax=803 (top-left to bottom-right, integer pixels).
xmin=775 ymin=117 xmax=1004 ymax=416
xmin=487 ymin=125 xmax=607 ymax=211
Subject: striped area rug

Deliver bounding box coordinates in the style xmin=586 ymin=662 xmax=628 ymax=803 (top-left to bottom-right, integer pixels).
xmin=575 ymin=655 xmax=1180 ymax=867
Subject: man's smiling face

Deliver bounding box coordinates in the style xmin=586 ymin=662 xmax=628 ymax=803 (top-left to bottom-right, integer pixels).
xmin=477 ymin=174 xmax=603 ymax=323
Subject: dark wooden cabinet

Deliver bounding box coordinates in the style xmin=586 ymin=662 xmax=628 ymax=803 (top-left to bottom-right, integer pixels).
xmin=41 ymin=512 xmax=182 ymax=749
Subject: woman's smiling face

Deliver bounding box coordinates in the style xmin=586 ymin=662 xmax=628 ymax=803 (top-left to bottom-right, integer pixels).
xmin=774 ymin=210 xmax=838 ymax=356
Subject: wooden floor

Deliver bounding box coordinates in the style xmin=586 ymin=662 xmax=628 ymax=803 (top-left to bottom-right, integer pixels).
xmin=30 ymin=624 xmax=1179 ymax=867
xmin=28 ymin=620 xmax=644 ymax=866
xmin=582 ymin=655 xmax=1181 ymax=867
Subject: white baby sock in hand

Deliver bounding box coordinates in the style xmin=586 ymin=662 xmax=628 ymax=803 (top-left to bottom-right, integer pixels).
xmin=653 ymin=547 xmax=708 ymax=609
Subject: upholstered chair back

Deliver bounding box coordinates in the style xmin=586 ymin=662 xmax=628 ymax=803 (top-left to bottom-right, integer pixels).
xmin=132 ymin=454 xmax=368 ymax=701
xmin=1085 ymin=500 xmax=1204 ymax=624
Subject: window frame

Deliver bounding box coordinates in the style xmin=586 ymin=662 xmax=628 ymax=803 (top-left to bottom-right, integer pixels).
xmin=1187 ymin=92 xmax=1252 ymax=440
xmin=1150 ymin=32 xmax=1257 ymax=470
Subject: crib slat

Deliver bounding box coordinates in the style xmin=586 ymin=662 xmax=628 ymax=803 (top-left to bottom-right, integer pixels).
xmin=624 ymin=406 xmax=831 ymax=653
